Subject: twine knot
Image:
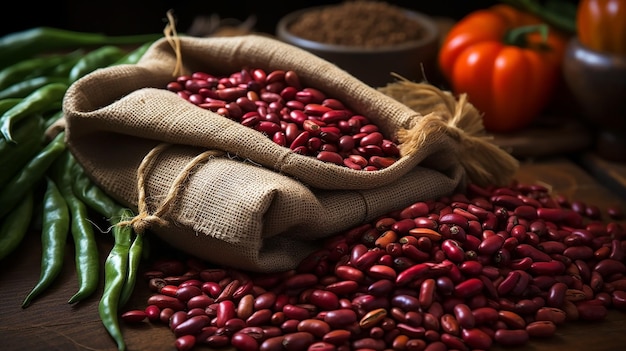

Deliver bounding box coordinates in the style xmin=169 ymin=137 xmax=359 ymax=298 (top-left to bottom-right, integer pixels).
xmin=378 ymin=77 xmax=519 ymax=187
xmin=125 ymin=143 xmax=224 ymax=234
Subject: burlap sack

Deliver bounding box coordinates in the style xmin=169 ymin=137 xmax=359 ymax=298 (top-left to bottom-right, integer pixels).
xmin=63 ymin=34 xmax=518 ymax=272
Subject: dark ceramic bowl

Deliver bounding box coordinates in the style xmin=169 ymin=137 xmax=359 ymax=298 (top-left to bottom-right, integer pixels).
xmin=275 ymin=6 xmax=440 ymax=88
xmin=563 ymin=38 xmax=626 ymax=162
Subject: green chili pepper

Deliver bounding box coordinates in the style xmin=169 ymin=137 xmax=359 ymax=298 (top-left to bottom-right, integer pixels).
xmin=21 ymin=177 xmax=70 ymax=308
xmin=44 ymin=109 xmax=64 ymax=130
xmin=0 ymin=131 xmax=65 ymax=219
xmin=119 ymin=230 xmax=142 ymax=307
xmin=71 ymin=163 xmax=124 ymax=219
xmin=114 ymin=40 xmax=154 ymax=65
xmin=0 ymin=190 xmax=34 ymax=260
xmin=51 ymin=150 xmax=99 ymax=304
xmin=0 ymin=27 xmax=163 ymax=69
xmin=0 ymin=98 xmax=21 ymax=113
xmin=69 ymin=45 xmax=127 ymax=83
xmin=0 ymin=52 xmax=75 ymax=90
xmin=48 ymin=50 xmax=86 ymax=78
xmin=99 ymin=208 xmax=134 ymax=351
xmin=0 ymin=82 xmax=68 ymax=142
xmin=0 ymin=76 xmax=69 ymax=100
xmin=0 ymin=114 xmax=45 ymax=188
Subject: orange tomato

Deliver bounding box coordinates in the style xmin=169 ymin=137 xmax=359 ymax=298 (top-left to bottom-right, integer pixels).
xmin=438 ymin=5 xmax=567 ymax=133
xmin=577 ymin=0 xmax=626 ymax=55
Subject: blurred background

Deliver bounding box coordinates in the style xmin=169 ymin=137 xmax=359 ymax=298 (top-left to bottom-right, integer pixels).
xmin=2 ymin=0 xmax=510 ymax=37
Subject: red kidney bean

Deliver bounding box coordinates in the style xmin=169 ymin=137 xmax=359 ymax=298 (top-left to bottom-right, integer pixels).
xmin=547 ymin=282 xmax=568 ymax=308
xmin=471 ymin=306 xmax=499 ymax=325
xmin=492 ymin=194 xmax=526 ymax=209
xmin=321 ymin=281 xmax=358 ymax=296
xmin=322 ymin=329 xmax=351 ymax=346
xmin=461 ymin=327 xmax=493 ymax=350
xmin=498 ymin=310 xmax=526 ymax=329
xmin=285 ymin=273 xmax=318 ymax=289
xmin=437 ymin=333 xmax=465 ymax=351
xmin=367 ymin=264 xmax=397 ymax=281
xmin=494 ymin=328 xmax=529 ymax=347
xmin=260 ymin=335 xmax=285 ymax=351
xmin=147 ymin=294 xmax=186 ymax=311
xmin=442 ymin=239 xmax=465 ymax=263
xmin=159 ymin=307 xmax=175 ymax=324
xmin=418 ymin=278 xmax=436 ymax=309
xmin=323 ymin=309 xmax=357 ymax=328
xmin=176 ymin=285 xmax=202 ymax=302
xmin=611 ymin=291 xmax=626 ymax=309
xmin=454 ymin=277 xmax=484 ymax=297
xmin=121 ymin=309 xmax=148 ymax=323
xmin=281 ymin=332 xmax=315 ymax=351
xmin=175 ymin=334 xmax=196 ymax=351
xmin=395 ymin=263 xmax=432 ymax=286
xmin=391 ymin=294 xmax=420 ymax=311
xmin=453 ymin=303 xmax=475 ymax=329
xmin=478 ymin=234 xmax=504 ymax=256
xmin=216 ymin=300 xmax=236 ymax=328
xmin=334 ymin=265 xmax=364 ymax=282
xmin=316 ymin=151 xmax=343 ymax=165
xmin=439 ymin=314 xmax=460 ymax=336
xmin=526 ymin=320 xmax=557 ymax=338
xmin=530 ymin=260 xmax=566 ymax=276
xmin=307 ymin=342 xmax=336 ymax=351
xmin=310 ymin=289 xmax=339 ymax=310
xmin=215 ymin=279 xmax=240 ymax=303
xmin=174 ymin=315 xmax=210 ymax=337
xmin=284 ymin=304 xmax=313 ymax=321
xmin=231 ymin=332 xmax=260 ymax=351
xmin=297 ymin=319 xmax=331 ymax=338
xmin=144 ymin=304 xmax=161 ymax=322
xmin=244 ymin=309 xmax=272 ymax=327
xmin=423 ymin=341 xmax=447 ymax=351
xmin=515 ymin=244 xmax=552 ymax=262
xmin=169 ymin=310 xmax=188 ymax=330
xmin=537 ymin=208 xmax=583 ymax=227
xmin=594 ymin=258 xmax=626 ymax=278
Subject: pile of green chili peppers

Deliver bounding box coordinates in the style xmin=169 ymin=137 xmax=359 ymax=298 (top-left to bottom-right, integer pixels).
xmin=0 ymin=27 xmax=161 ymax=351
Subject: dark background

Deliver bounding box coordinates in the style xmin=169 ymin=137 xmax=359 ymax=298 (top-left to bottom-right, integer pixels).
xmin=2 ymin=0 xmax=508 ymax=37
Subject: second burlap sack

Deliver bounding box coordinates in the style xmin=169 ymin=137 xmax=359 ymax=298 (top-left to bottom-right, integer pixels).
xmin=63 ymin=34 xmax=518 ymax=272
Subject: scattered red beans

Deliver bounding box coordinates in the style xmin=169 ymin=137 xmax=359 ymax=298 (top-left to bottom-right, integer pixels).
xmin=123 ymin=182 xmax=626 ymax=351
xmin=165 ymin=68 xmax=400 ymax=170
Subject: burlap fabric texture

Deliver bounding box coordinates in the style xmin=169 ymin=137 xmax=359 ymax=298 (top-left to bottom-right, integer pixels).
xmin=62 ymin=35 xmax=518 ymax=272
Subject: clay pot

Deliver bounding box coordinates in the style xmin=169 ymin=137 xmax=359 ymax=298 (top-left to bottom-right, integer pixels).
xmin=562 ymin=37 xmax=626 ymax=162
xmin=275 ymin=5 xmax=440 ymax=88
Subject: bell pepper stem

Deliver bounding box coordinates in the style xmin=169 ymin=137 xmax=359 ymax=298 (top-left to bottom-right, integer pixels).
xmin=499 ymin=0 xmax=577 ymax=34
xmin=504 ymin=24 xmax=549 ymax=47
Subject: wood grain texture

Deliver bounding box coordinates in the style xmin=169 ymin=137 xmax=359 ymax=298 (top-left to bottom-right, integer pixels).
xmin=1 ymin=158 xmax=625 ymax=351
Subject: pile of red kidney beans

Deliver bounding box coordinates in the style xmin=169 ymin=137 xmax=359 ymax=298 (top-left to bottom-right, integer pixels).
xmin=122 ymin=181 xmax=626 ymax=351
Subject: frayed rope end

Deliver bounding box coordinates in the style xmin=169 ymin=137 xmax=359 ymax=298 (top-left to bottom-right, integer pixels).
xmin=380 ymin=79 xmax=519 ymax=187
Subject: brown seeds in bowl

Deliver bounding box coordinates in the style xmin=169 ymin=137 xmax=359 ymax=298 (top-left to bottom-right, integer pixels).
xmin=286 ymin=1 xmax=426 ymax=47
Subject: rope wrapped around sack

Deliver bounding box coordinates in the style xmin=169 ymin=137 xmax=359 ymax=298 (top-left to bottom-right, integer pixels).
xmin=378 ymin=76 xmax=519 ymax=187
xmin=118 ymin=143 xmax=224 ymax=234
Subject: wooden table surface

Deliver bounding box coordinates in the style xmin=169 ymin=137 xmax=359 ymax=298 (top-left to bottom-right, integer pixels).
xmin=1 ymin=157 xmax=625 ymax=351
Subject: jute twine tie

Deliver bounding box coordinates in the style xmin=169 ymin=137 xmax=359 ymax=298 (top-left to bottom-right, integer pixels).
xmin=163 ymin=9 xmax=184 ymax=78
xmin=378 ymin=77 xmax=519 ymax=187
xmin=119 ymin=143 xmax=224 ymax=234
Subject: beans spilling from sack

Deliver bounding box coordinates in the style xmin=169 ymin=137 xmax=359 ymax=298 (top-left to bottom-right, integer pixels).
xmin=166 ymin=68 xmax=401 ymax=170
xmin=122 ymin=181 xmax=626 ymax=351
